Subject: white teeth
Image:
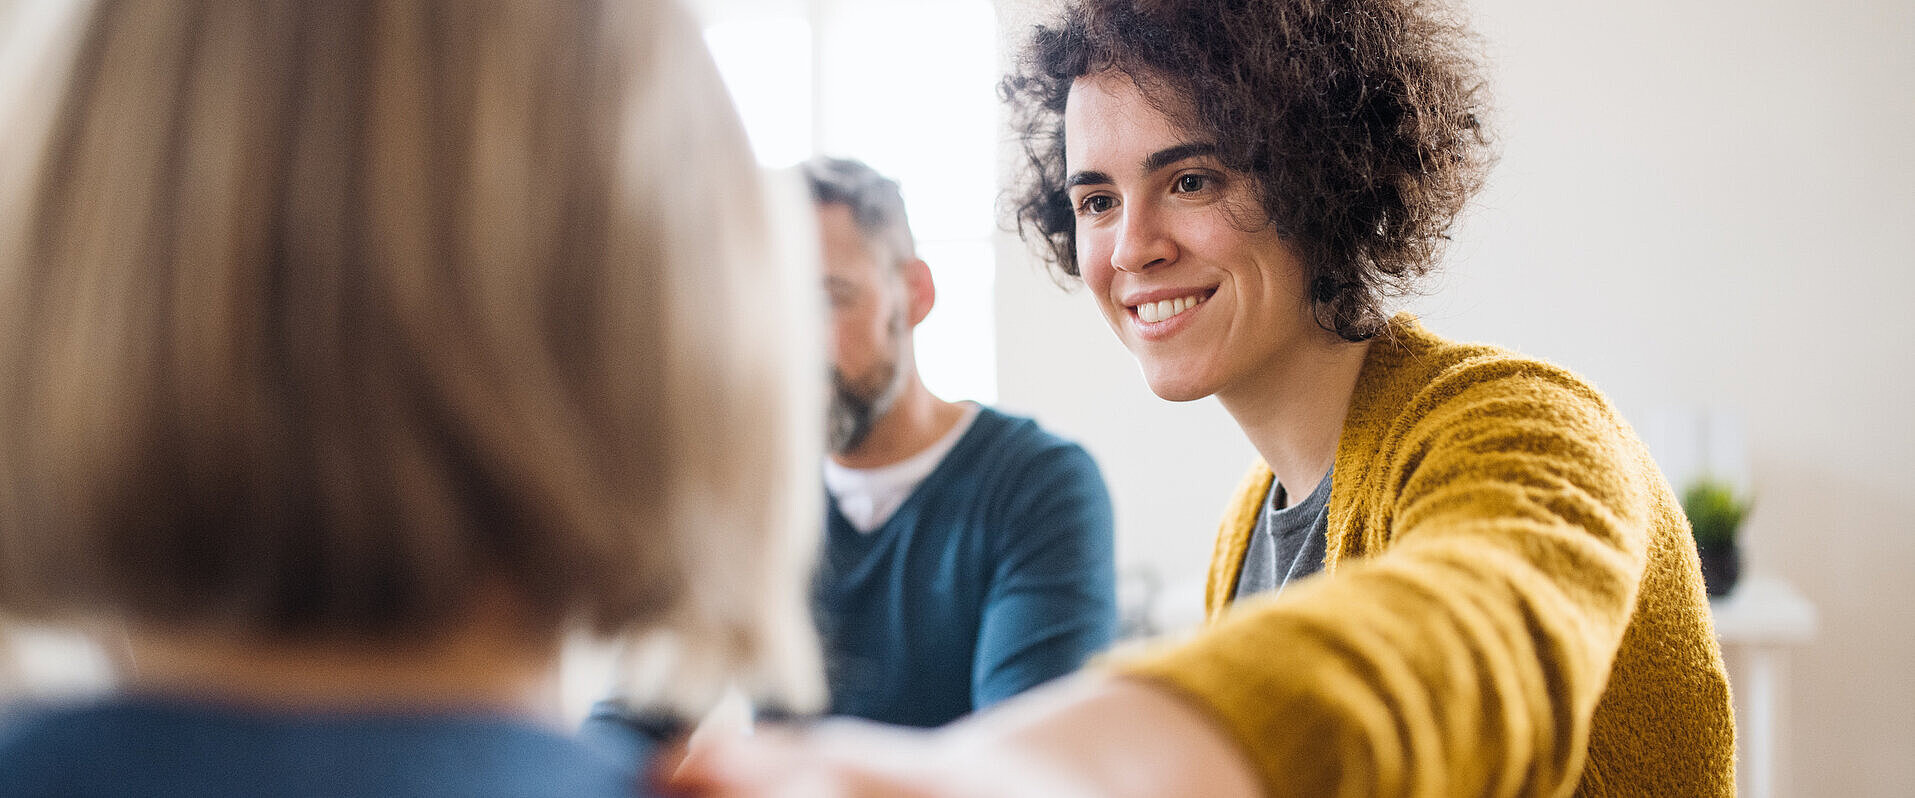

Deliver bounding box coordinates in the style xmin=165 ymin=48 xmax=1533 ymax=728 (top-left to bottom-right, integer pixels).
xmin=1135 ymin=293 xmax=1204 ymax=324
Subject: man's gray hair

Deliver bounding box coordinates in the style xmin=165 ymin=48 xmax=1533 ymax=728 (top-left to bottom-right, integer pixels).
xmin=803 ymin=156 xmax=917 ymax=269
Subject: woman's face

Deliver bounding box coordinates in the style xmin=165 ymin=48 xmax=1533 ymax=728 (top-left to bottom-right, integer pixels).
xmin=1063 ymin=71 xmax=1321 ymax=404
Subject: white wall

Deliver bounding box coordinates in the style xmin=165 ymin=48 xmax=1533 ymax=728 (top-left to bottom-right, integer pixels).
xmin=994 ymin=0 xmax=1915 ymax=794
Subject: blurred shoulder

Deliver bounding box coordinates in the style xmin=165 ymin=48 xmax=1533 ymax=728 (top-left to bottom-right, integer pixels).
xmin=965 ymin=405 xmax=1102 ymax=478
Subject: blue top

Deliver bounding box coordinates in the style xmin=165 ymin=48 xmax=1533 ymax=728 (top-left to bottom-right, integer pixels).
xmin=0 ymin=696 xmax=654 ymax=797
xmin=813 ymin=406 xmax=1117 ymax=727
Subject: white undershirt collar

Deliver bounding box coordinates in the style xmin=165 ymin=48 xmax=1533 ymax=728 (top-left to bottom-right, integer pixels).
xmin=823 ymin=402 xmax=982 ymax=534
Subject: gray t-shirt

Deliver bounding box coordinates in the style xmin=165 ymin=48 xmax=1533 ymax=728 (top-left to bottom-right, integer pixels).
xmin=1233 ymin=469 xmax=1331 ymax=600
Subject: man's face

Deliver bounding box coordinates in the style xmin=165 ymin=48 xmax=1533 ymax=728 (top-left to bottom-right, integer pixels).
xmin=819 ymin=203 xmax=909 ymax=455
xmin=1062 ymin=70 xmax=1318 ymax=405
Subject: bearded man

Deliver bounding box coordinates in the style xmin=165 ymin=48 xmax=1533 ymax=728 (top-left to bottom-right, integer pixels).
xmin=808 ymin=156 xmax=1117 ymax=727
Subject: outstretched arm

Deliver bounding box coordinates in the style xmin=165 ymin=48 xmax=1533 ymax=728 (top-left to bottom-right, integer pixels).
xmin=1110 ymin=368 xmax=1673 ymax=796
xmin=667 ymin=673 xmax=1260 ymax=798
xmin=666 ymin=368 xmax=1686 ymax=798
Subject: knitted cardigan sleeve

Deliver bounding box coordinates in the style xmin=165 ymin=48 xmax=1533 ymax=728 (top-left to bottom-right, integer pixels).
xmin=1109 ymin=334 xmax=1713 ymax=797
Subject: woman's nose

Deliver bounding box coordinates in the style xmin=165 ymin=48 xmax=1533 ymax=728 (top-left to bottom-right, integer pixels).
xmin=1109 ymin=204 xmax=1175 ymax=274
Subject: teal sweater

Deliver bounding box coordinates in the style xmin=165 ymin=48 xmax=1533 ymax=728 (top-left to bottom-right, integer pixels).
xmin=816 ymin=407 xmax=1117 ymax=727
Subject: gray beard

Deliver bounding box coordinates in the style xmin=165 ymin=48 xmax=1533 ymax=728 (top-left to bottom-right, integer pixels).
xmin=827 ymin=359 xmax=905 ymax=456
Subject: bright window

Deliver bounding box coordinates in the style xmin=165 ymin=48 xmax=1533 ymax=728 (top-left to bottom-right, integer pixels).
xmin=700 ymin=0 xmax=1000 ymax=403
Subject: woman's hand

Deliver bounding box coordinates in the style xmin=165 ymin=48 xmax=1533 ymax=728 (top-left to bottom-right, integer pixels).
xmin=664 ymin=674 xmax=1261 ymax=798
xmin=666 ymin=718 xmax=976 ymax=798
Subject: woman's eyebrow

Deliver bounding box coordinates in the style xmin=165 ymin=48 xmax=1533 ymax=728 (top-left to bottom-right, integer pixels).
xmin=1142 ymin=142 xmax=1219 ymax=174
xmin=1065 ymin=142 xmax=1219 ymax=189
xmin=1065 ymin=169 xmax=1112 ymax=189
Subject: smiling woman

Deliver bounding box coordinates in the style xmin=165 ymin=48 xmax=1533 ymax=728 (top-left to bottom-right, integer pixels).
xmin=1006 ymin=0 xmax=1491 ymax=344
xmin=668 ymin=1 xmax=1736 ymax=796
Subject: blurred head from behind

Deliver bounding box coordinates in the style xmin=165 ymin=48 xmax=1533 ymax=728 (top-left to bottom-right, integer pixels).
xmin=1003 ymin=0 xmax=1493 ymax=342
xmin=0 ymin=0 xmax=820 ymax=712
xmin=803 ymin=157 xmax=933 ymax=457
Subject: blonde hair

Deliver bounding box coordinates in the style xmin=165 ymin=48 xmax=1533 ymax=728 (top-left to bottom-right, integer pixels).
xmin=0 ymin=0 xmax=821 ymax=710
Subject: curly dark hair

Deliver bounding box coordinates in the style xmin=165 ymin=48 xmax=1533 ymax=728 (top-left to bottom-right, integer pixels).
xmin=1002 ymin=0 xmax=1493 ymax=341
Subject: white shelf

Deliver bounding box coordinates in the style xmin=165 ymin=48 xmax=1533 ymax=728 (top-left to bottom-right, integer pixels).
xmin=1710 ymin=573 xmax=1816 ymax=798
xmin=1711 ymin=574 xmax=1818 ymax=644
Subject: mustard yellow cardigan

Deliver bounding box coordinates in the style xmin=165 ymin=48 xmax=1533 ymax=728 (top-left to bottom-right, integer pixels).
xmin=1113 ymin=316 xmax=1735 ymax=797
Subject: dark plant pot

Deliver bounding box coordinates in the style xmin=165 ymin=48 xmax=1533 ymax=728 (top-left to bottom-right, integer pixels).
xmin=1697 ymin=541 xmax=1741 ymax=597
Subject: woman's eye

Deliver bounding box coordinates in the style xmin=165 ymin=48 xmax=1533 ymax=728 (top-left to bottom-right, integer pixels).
xmin=1079 ymin=195 xmax=1115 ymax=214
xmin=1174 ymin=173 xmax=1210 ymax=193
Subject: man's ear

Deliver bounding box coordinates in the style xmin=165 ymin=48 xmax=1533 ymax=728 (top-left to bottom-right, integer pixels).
xmin=902 ymin=258 xmax=935 ymax=328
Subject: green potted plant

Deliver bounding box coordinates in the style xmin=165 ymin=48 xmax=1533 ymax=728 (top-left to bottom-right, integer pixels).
xmin=1680 ymin=477 xmax=1751 ymax=597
